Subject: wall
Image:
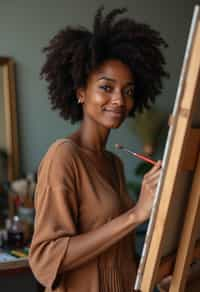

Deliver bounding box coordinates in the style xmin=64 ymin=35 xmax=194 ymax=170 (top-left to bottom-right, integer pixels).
xmin=0 ymin=0 xmax=198 ymax=182
xmin=0 ymin=66 xmax=6 ymax=149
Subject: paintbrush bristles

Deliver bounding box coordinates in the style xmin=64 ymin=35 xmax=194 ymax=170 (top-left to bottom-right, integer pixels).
xmin=115 ymin=144 xmax=124 ymax=149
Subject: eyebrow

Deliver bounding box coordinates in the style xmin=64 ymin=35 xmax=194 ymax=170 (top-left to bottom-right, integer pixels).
xmin=97 ymin=76 xmax=134 ymax=86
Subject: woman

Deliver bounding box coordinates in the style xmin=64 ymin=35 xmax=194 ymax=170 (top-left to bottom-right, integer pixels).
xmin=29 ymin=6 xmax=167 ymax=292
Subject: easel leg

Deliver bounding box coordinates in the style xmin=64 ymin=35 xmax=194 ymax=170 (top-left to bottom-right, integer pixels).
xmin=169 ymin=152 xmax=200 ymax=292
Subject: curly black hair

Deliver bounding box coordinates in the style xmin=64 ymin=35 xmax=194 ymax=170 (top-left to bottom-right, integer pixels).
xmin=41 ymin=6 xmax=169 ymax=123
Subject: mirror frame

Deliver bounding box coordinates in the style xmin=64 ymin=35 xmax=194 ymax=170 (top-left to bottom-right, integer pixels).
xmin=0 ymin=57 xmax=19 ymax=181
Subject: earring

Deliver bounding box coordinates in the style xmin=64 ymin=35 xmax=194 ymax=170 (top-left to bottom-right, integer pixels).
xmin=77 ymin=98 xmax=81 ymax=104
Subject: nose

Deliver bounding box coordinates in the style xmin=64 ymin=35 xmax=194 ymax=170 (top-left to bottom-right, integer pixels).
xmin=111 ymin=90 xmax=124 ymax=106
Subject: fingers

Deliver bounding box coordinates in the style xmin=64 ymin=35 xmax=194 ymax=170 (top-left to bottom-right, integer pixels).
xmin=144 ymin=161 xmax=162 ymax=180
xmin=149 ymin=178 xmax=160 ymax=188
xmin=136 ymin=160 xmax=162 ymax=222
xmin=145 ymin=169 xmax=161 ymax=184
xmin=153 ymin=160 xmax=162 ymax=170
xmin=146 ymin=160 xmax=162 ymax=176
xmin=142 ymin=161 xmax=162 ymax=193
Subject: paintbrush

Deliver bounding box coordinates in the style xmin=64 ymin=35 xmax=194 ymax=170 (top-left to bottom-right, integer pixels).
xmin=115 ymin=144 xmax=157 ymax=165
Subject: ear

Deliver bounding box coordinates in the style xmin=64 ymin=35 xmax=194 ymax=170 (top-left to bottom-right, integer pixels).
xmin=76 ymin=87 xmax=86 ymax=104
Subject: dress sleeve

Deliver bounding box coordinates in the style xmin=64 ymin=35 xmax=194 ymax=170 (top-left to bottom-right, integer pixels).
xmin=29 ymin=142 xmax=79 ymax=289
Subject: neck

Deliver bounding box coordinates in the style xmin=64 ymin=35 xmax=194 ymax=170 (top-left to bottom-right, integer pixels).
xmin=77 ymin=118 xmax=110 ymax=152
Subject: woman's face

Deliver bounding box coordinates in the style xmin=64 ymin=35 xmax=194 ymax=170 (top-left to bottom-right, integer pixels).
xmin=77 ymin=59 xmax=135 ymax=129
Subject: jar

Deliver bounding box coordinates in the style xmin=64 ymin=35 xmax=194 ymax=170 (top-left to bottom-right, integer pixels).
xmin=18 ymin=207 xmax=34 ymax=243
xmin=7 ymin=216 xmax=24 ymax=248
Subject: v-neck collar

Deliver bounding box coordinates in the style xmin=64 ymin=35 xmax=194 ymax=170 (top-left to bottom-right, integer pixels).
xmin=63 ymin=138 xmax=120 ymax=194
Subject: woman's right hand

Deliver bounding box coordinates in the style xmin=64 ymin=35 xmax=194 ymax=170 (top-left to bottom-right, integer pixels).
xmin=134 ymin=160 xmax=162 ymax=223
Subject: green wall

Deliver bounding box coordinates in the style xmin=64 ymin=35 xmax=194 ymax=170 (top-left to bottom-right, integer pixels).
xmin=0 ymin=0 xmax=197 ymax=181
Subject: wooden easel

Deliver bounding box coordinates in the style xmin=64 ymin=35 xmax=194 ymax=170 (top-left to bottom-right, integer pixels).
xmin=134 ymin=5 xmax=200 ymax=292
xmin=169 ymin=129 xmax=200 ymax=291
xmin=139 ymin=131 xmax=200 ymax=292
xmin=154 ymin=129 xmax=200 ymax=291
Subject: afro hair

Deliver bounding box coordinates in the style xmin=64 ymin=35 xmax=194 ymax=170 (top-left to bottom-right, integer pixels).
xmin=41 ymin=6 xmax=169 ymax=123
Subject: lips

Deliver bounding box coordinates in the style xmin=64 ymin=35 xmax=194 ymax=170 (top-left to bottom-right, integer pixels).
xmin=103 ymin=108 xmax=125 ymax=117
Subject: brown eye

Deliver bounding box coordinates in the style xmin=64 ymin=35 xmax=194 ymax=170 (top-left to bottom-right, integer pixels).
xmin=123 ymin=86 xmax=134 ymax=97
xmin=99 ymin=85 xmax=112 ymax=92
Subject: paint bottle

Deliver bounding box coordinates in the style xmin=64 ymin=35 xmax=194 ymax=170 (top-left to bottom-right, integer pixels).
xmin=7 ymin=216 xmax=24 ymax=248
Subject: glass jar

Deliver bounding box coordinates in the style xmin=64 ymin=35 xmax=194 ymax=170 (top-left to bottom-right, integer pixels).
xmin=7 ymin=216 xmax=24 ymax=248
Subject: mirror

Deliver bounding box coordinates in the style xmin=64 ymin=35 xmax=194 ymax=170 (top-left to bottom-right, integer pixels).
xmin=0 ymin=57 xmax=19 ymax=182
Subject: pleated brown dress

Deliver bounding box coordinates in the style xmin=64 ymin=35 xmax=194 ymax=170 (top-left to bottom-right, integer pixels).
xmin=29 ymin=138 xmax=137 ymax=292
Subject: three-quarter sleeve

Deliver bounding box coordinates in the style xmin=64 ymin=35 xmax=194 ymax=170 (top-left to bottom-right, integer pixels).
xmin=29 ymin=142 xmax=79 ymax=289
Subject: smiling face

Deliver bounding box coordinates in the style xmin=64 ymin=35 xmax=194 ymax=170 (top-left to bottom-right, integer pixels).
xmin=77 ymin=59 xmax=135 ymax=129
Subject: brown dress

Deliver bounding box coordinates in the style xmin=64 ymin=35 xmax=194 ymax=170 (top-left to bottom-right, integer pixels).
xmin=29 ymin=138 xmax=137 ymax=292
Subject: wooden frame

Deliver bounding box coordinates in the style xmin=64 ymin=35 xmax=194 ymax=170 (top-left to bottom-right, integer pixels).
xmin=135 ymin=5 xmax=200 ymax=291
xmin=0 ymin=57 xmax=19 ymax=181
xmin=169 ymin=151 xmax=200 ymax=291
